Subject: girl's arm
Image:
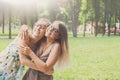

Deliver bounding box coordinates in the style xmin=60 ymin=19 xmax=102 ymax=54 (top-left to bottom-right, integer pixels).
xmin=17 ymin=25 xmax=31 ymax=56
xmin=19 ymin=43 xmax=60 ymax=73
xmin=18 ymin=49 xmax=53 ymax=75
xmin=17 ymin=25 xmax=30 ymax=43
xmin=17 ymin=25 xmax=40 ymax=70
xmin=18 ymin=52 xmax=39 ymax=71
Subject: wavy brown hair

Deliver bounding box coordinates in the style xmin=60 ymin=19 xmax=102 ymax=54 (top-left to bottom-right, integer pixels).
xmin=54 ymin=21 xmax=69 ymax=68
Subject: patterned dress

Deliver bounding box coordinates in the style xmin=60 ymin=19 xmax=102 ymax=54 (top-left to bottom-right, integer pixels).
xmin=0 ymin=43 xmax=24 ymax=80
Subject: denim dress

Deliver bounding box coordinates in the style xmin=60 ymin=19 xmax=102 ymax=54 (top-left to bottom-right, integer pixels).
xmin=0 ymin=44 xmax=24 ymax=80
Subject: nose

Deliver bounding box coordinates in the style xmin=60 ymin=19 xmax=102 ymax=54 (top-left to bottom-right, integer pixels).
xmin=49 ymin=27 xmax=53 ymax=32
xmin=35 ymin=26 xmax=40 ymax=32
xmin=38 ymin=26 xmax=41 ymax=30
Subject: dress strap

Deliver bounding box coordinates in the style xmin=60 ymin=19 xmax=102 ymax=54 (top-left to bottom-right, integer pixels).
xmin=40 ymin=43 xmax=55 ymax=57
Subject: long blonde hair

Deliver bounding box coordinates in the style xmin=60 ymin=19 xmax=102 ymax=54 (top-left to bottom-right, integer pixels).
xmin=54 ymin=21 xmax=70 ymax=68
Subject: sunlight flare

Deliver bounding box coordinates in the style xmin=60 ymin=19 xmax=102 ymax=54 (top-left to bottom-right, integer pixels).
xmin=0 ymin=0 xmax=50 ymax=7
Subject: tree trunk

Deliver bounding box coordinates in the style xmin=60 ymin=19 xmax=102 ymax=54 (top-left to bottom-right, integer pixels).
xmin=114 ymin=14 xmax=117 ymax=35
xmin=49 ymin=10 xmax=56 ymax=22
xmin=9 ymin=9 xmax=12 ymax=39
xmin=107 ymin=15 xmax=111 ymax=36
xmin=102 ymin=13 xmax=106 ymax=36
xmin=83 ymin=14 xmax=87 ymax=37
xmin=30 ymin=16 xmax=34 ymax=29
xmin=91 ymin=19 xmax=94 ymax=35
xmin=72 ymin=13 xmax=78 ymax=37
xmin=69 ymin=0 xmax=81 ymax=37
xmin=118 ymin=9 xmax=120 ymax=36
xmin=2 ymin=9 xmax=4 ymax=34
xmin=95 ymin=20 xmax=98 ymax=37
xmin=48 ymin=0 xmax=58 ymax=22
xmin=21 ymin=15 xmax=27 ymax=25
xmin=92 ymin=0 xmax=100 ymax=37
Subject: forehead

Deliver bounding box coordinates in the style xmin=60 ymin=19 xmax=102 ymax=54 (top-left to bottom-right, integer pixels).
xmin=51 ymin=22 xmax=59 ymax=29
xmin=36 ymin=20 xmax=48 ymax=25
xmin=36 ymin=22 xmax=43 ymax=25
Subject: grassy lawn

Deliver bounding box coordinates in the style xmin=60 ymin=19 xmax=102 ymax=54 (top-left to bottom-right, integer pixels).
xmin=0 ymin=37 xmax=120 ymax=80
xmin=0 ymin=29 xmax=19 ymax=36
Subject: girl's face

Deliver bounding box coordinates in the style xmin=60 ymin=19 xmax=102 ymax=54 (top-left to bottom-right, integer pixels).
xmin=33 ymin=23 xmax=47 ymax=37
xmin=45 ymin=23 xmax=59 ymax=40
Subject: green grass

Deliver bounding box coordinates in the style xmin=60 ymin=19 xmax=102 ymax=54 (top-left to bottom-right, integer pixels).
xmin=0 ymin=37 xmax=120 ymax=80
xmin=0 ymin=29 xmax=19 ymax=36
xmin=0 ymin=39 xmax=13 ymax=51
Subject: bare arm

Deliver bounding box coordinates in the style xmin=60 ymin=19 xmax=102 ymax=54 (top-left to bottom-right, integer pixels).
xmin=18 ymin=50 xmax=53 ymax=75
xmin=29 ymin=43 xmax=60 ymax=73
xmin=18 ymin=52 xmax=40 ymax=71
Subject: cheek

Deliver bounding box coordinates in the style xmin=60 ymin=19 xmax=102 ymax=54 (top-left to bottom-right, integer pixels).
xmin=54 ymin=33 xmax=59 ymax=39
xmin=50 ymin=33 xmax=57 ymax=39
xmin=40 ymin=29 xmax=46 ymax=35
xmin=45 ymin=31 xmax=50 ymax=37
xmin=40 ymin=29 xmax=46 ymax=32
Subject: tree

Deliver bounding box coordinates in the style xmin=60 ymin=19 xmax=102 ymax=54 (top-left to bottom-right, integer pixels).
xmin=0 ymin=2 xmax=5 ymax=34
xmin=2 ymin=7 xmax=5 ymax=34
xmin=69 ymin=0 xmax=81 ymax=37
xmin=92 ymin=0 xmax=100 ymax=37
xmin=48 ymin=0 xmax=59 ymax=22
xmin=8 ymin=5 xmax=12 ymax=39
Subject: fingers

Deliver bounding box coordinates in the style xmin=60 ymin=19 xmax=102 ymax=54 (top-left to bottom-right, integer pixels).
xmin=18 ymin=28 xmax=30 ymax=43
xmin=21 ymin=30 xmax=25 ymax=40
xmin=18 ymin=25 xmax=29 ymax=40
xmin=33 ymin=26 xmax=37 ymax=32
xmin=18 ymin=45 xmax=25 ymax=49
xmin=17 ymin=46 xmax=24 ymax=54
xmin=18 ymin=29 xmax=25 ymax=40
xmin=45 ymin=69 xmax=54 ymax=75
xmin=20 ymin=25 xmax=28 ymax=31
xmin=24 ymin=29 xmax=30 ymax=42
xmin=25 ymin=30 xmax=30 ymax=42
xmin=17 ymin=45 xmax=25 ymax=52
xmin=22 ymin=28 xmax=28 ymax=40
xmin=18 ymin=29 xmax=22 ymax=39
xmin=18 ymin=45 xmax=30 ymax=55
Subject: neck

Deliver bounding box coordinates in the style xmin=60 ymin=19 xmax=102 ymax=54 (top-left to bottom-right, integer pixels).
xmin=31 ymin=34 xmax=42 ymax=44
xmin=42 ymin=38 xmax=55 ymax=52
xmin=46 ymin=38 xmax=55 ymax=45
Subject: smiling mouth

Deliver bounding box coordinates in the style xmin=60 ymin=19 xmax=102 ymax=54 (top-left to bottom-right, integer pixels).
xmin=36 ymin=31 xmax=40 ymax=34
xmin=33 ymin=30 xmax=40 ymax=36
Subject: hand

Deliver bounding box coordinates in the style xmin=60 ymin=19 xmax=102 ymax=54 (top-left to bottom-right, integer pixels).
xmin=44 ymin=68 xmax=54 ymax=75
xmin=18 ymin=25 xmax=30 ymax=44
xmin=18 ymin=45 xmax=32 ymax=56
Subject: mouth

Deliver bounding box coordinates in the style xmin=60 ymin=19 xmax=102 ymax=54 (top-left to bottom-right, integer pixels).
xmin=36 ymin=30 xmax=40 ymax=34
xmin=33 ymin=30 xmax=40 ymax=36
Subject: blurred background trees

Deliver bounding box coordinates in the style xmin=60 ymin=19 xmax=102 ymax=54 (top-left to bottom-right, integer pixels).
xmin=0 ymin=0 xmax=120 ymax=38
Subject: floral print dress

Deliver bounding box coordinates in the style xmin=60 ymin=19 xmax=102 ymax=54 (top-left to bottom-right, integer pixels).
xmin=0 ymin=43 xmax=24 ymax=80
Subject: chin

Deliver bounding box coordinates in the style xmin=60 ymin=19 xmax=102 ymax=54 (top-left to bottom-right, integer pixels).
xmin=45 ymin=34 xmax=48 ymax=37
xmin=46 ymin=33 xmax=51 ymax=37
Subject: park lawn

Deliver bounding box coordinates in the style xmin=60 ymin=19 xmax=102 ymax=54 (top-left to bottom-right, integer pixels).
xmin=0 ymin=37 xmax=120 ymax=80
xmin=0 ymin=29 xmax=19 ymax=36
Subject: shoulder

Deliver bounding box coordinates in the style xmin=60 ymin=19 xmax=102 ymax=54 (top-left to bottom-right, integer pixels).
xmin=53 ymin=42 xmax=60 ymax=48
xmin=49 ymin=42 xmax=61 ymax=56
xmin=52 ymin=42 xmax=61 ymax=52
